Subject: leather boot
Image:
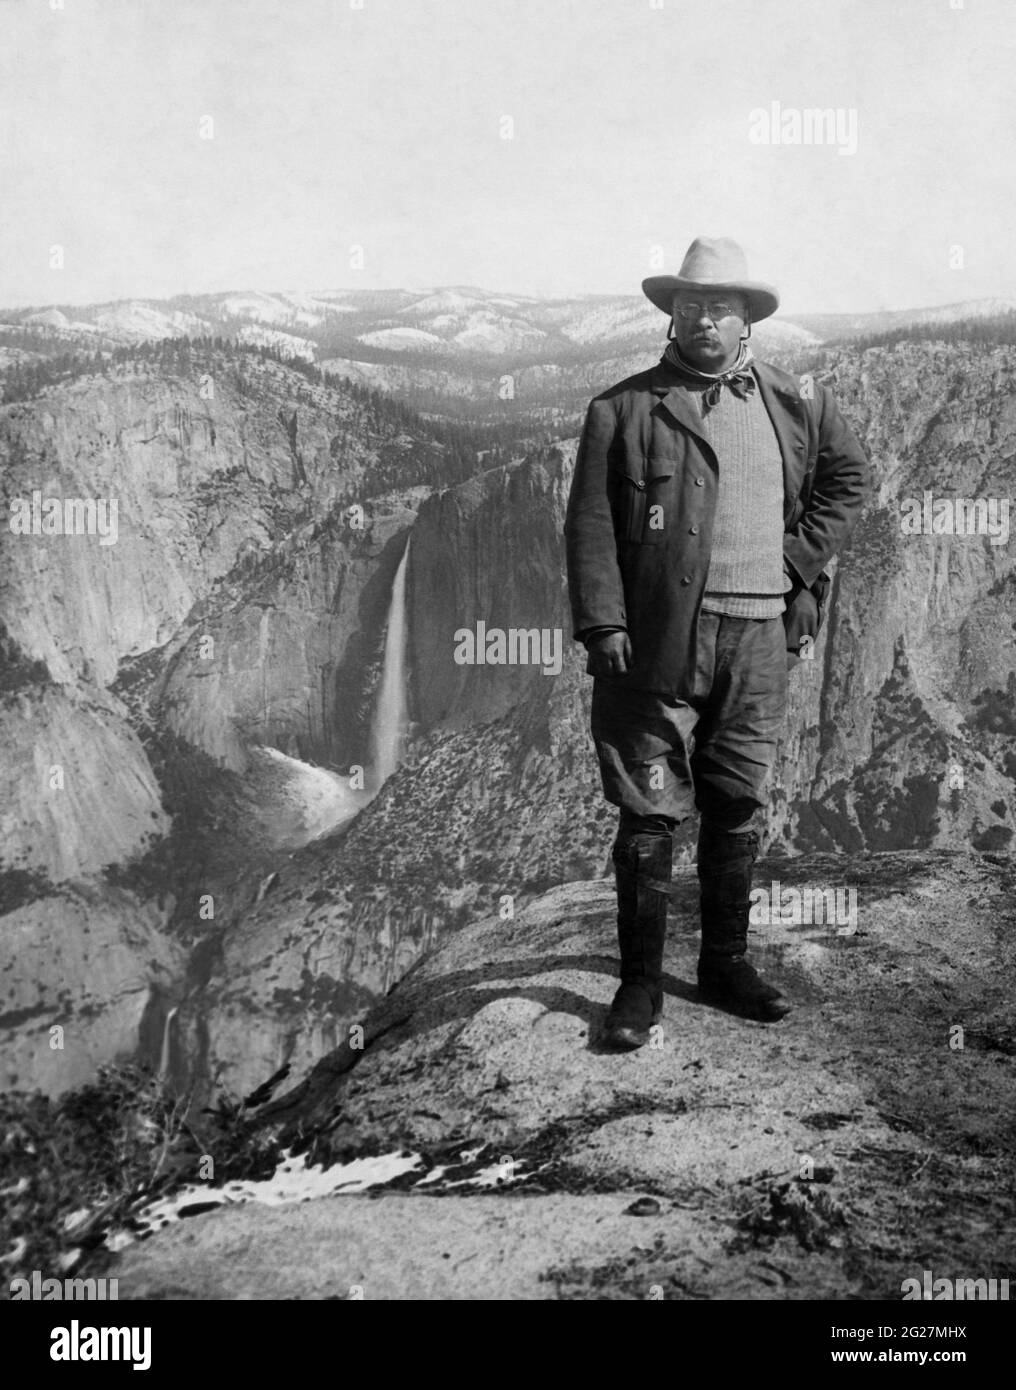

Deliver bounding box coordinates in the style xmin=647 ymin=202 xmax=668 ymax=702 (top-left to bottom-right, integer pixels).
xmin=603 ymin=829 xmax=671 ymax=1049
xmin=697 ymin=820 xmax=791 ymax=1022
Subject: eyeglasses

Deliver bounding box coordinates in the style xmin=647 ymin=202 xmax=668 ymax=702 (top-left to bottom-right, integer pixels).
xmin=673 ymin=301 xmax=744 ymax=322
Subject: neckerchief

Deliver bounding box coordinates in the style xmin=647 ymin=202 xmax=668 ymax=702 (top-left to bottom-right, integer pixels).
xmin=662 ymin=338 xmax=756 ymax=413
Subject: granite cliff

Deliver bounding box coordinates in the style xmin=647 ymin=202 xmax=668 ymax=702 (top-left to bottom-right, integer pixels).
xmin=1 ymin=350 xmax=444 ymax=1092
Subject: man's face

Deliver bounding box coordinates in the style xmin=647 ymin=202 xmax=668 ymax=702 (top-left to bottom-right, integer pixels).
xmin=670 ymin=291 xmax=748 ymax=371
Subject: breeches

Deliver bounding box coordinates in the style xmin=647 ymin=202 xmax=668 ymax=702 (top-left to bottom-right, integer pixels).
xmin=590 ymin=612 xmax=788 ymax=835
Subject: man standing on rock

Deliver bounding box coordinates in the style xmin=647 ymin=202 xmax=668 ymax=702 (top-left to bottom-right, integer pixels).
xmin=564 ymin=236 xmax=869 ymax=1048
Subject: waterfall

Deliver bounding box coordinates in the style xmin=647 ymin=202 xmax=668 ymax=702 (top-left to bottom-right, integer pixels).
xmin=370 ymin=537 xmax=411 ymax=789
xmin=158 ymin=1005 xmax=178 ymax=1083
xmin=242 ymin=536 xmax=411 ymax=846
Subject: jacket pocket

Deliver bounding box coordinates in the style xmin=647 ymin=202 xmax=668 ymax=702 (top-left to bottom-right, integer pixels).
xmin=611 ymin=453 xmax=674 ymax=545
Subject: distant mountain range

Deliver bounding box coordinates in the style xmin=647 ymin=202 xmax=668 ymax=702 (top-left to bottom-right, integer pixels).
xmin=6 ymin=286 xmax=1015 ymax=366
xmin=7 ymin=286 xmax=1015 ymax=433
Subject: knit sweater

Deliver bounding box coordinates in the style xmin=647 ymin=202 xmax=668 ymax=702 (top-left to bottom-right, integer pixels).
xmin=686 ymin=375 xmax=791 ymax=619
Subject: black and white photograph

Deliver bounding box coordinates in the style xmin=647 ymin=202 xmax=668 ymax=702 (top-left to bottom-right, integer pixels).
xmin=1 ymin=0 xmax=1014 ymax=1345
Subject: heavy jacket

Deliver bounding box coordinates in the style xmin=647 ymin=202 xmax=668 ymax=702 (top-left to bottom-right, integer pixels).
xmin=564 ymin=355 xmax=870 ymax=697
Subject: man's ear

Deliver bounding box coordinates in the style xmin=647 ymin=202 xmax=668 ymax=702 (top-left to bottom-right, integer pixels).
xmin=666 ymin=315 xmax=677 ymax=341
xmin=742 ymin=315 xmax=752 ymax=342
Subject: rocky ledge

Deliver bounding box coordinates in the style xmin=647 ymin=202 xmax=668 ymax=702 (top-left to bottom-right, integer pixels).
xmin=111 ymin=847 xmax=1016 ymax=1300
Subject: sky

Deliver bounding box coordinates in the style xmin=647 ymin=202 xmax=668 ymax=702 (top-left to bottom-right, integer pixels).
xmin=1 ymin=0 xmax=1014 ymax=315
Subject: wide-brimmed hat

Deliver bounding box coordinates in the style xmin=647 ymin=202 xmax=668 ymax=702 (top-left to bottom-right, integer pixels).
xmin=642 ymin=236 xmax=779 ymax=323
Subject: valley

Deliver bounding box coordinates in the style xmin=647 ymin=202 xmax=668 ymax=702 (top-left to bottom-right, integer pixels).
xmin=1 ymin=288 xmax=1014 ymax=1105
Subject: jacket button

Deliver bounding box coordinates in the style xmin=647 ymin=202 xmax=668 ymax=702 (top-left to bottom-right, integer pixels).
xmin=694 ymin=477 xmax=705 ymax=486
xmin=681 ymin=575 xmax=692 ymax=585
xmin=635 ymin=480 xmax=646 ymax=490
xmin=689 ymin=525 xmax=699 ymax=534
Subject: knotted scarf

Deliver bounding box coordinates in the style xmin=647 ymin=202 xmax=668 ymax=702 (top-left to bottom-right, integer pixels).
xmin=662 ymin=338 xmax=757 ymax=413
